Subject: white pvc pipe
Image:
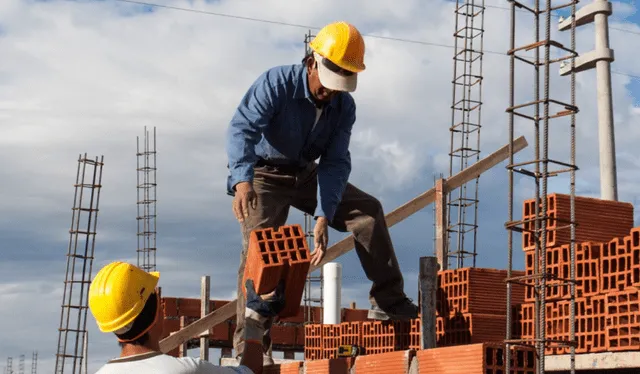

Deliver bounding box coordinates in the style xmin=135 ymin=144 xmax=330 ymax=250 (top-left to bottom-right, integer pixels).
xmin=322 ymin=262 xmax=342 ymax=324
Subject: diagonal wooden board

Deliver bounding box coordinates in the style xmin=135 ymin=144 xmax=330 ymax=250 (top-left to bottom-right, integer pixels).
xmin=159 ymin=135 xmax=528 ymax=353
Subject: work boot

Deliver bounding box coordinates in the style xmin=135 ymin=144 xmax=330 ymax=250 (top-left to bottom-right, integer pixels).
xmin=368 ymin=297 xmax=419 ymax=320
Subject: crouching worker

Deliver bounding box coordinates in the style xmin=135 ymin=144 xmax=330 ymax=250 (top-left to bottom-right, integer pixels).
xmin=88 ymin=261 xmax=286 ymax=374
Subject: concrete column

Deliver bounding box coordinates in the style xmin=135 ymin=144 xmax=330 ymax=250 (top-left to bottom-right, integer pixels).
xmin=594 ymin=0 xmax=618 ymax=201
xmin=419 ymin=257 xmax=438 ymax=349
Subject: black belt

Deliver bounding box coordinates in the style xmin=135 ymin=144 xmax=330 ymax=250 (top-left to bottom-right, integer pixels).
xmin=255 ymin=158 xmax=308 ymax=173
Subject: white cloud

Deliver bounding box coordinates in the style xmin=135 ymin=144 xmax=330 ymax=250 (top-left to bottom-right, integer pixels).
xmin=1 ymin=0 xmax=639 ymax=372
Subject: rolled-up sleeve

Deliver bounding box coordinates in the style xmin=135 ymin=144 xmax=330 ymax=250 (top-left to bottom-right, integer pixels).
xmin=314 ymin=101 xmax=355 ymax=223
xmin=226 ymin=73 xmax=278 ymax=195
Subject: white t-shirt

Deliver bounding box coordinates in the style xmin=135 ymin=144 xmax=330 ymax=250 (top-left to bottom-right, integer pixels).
xmin=94 ymin=351 xmax=253 ymax=374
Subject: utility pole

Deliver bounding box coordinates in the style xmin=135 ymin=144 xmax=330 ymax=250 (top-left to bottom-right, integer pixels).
xmin=559 ymin=0 xmax=618 ymax=200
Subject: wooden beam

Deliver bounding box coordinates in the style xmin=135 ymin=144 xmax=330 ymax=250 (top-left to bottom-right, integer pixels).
xmin=158 ymin=135 xmax=528 ymax=353
xmin=434 ymin=179 xmax=448 ymax=270
xmin=199 ymin=275 xmax=210 ymax=360
xmin=308 ymin=134 xmax=528 ymax=272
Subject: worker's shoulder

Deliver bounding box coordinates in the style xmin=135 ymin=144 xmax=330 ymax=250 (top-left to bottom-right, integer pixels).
xmin=256 ymin=64 xmax=304 ymax=90
xmin=93 ymin=353 xmax=253 ymax=374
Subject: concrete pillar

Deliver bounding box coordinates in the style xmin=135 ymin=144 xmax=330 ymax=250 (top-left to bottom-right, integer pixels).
xmin=419 ymin=257 xmax=438 ymax=349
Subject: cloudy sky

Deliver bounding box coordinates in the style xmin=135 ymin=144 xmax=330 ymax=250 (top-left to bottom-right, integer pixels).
xmin=1 ymin=0 xmax=640 ymax=372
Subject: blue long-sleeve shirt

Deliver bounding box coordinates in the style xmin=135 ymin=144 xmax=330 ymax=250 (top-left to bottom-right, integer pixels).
xmin=226 ymin=63 xmax=355 ymax=223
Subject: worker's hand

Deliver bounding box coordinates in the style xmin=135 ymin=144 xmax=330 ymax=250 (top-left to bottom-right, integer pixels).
xmin=233 ymin=182 xmax=257 ymax=222
xmin=311 ymin=217 xmax=328 ymax=266
xmin=245 ymin=279 xmax=286 ymax=323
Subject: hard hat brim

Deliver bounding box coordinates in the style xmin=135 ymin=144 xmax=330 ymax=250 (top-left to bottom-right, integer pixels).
xmin=315 ymin=53 xmax=358 ymax=93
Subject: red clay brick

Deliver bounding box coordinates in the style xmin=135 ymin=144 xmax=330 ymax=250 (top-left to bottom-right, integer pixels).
xmin=630 ymin=227 xmax=640 ymax=286
xmin=263 ymin=362 xmax=302 ymax=374
xmin=576 ymin=295 xmax=607 ymax=353
xmin=522 ymin=193 xmax=634 ymax=251
xmin=280 ymin=362 xmax=302 ymax=374
xmin=208 ymin=320 xmax=231 ymax=341
xmin=576 ymin=242 xmax=601 ymax=298
xmin=342 ymin=308 xmax=370 ymax=321
xmin=606 ymin=289 xmax=640 ymax=351
xmin=277 ymin=306 xmax=323 ymax=324
xmin=242 ymin=224 xmax=310 ymax=317
xmin=600 ymin=235 xmax=633 ymax=293
xmin=524 ymin=245 xmax=570 ymax=302
xmin=294 ymin=325 xmax=305 ymax=346
xmin=162 ymin=297 xmax=178 ymax=317
xmin=437 ymin=313 xmax=506 ymax=347
xmin=339 ymin=321 xmax=362 ymax=348
xmin=437 ymin=268 xmax=525 ymax=316
xmin=408 ymin=318 xmax=420 ymax=350
xmin=270 ymin=325 xmax=298 ymax=347
xmin=417 ymin=342 xmax=520 ymax=373
xmin=304 ymin=358 xmax=351 ymax=374
xmin=321 ymin=324 xmax=341 ymax=359
xmin=361 ymin=320 xmax=411 ymax=355
xmin=304 ymin=324 xmax=323 ymax=360
xmin=509 ymin=345 xmax=537 ymax=373
xmin=353 ymin=350 xmax=414 ymax=374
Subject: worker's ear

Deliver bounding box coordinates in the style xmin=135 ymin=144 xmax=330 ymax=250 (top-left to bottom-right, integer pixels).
xmin=305 ymin=56 xmax=316 ymax=73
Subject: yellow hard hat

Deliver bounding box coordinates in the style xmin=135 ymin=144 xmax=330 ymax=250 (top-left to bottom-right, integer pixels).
xmin=88 ymin=261 xmax=160 ymax=333
xmin=309 ymin=21 xmax=366 ymax=92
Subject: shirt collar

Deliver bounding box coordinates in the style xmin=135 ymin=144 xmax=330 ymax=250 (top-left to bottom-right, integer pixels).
xmin=293 ymin=63 xmax=338 ymax=108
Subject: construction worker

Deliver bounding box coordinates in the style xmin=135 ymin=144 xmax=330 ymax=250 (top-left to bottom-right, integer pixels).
xmin=88 ymin=261 xmax=286 ymax=374
xmin=226 ymin=21 xmax=419 ymax=362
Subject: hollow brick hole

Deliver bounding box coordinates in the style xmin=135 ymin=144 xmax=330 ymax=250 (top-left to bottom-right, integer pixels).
xmin=298 ymin=248 xmax=307 ymax=260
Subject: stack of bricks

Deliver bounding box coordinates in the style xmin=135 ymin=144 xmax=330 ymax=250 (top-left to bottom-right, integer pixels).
xmin=415 ymin=342 xmax=536 ymax=373
xmin=516 ymin=193 xmax=638 ymax=354
xmin=435 ymin=267 xmax=526 ymax=347
xmin=302 ymin=267 xmax=526 ymax=359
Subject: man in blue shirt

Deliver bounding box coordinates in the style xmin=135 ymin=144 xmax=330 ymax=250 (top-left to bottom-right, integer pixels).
xmin=226 ymin=21 xmax=419 ymax=362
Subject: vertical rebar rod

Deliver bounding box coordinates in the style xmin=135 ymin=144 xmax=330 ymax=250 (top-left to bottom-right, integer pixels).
xmin=569 ymin=2 xmax=578 ymax=372
xmin=505 ymin=2 xmax=516 ymax=371
xmin=137 ymin=126 xmax=157 ymax=272
xmin=55 ymin=154 xmax=104 ymax=374
xmin=505 ymin=0 xmax=578 ymax=371
xmin=301 ymin=30 xmax=323 ymax=324
xmin=447 ymin=0 xmax=484 ymax=269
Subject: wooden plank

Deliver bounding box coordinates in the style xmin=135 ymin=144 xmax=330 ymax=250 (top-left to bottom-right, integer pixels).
xmin=161 ymin=301 xmax=237 ymax=353
xmin=200 ymin=275 xmax=210 ymax=360
xmin=158 ymin=135 xmax=528 ymax=353
xmin=434 ymin=179 xmax=447 ymax=270
xmin=309 ymin=135 xmax=528 ymax=272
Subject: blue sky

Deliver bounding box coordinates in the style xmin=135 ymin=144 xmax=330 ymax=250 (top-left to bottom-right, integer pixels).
xmin=1 ymin=0 xmax=640 ymax=372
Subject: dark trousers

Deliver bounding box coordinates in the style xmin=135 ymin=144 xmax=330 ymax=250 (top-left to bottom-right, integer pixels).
xmin=233 ymin=162 xmax=406 ymax=356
